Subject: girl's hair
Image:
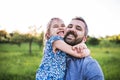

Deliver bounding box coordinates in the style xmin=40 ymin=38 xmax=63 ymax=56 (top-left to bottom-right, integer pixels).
xmin=45 ymin=17 xmax=63 ymax=40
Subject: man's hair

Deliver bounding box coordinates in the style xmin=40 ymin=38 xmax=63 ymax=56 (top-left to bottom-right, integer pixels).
xmin=72 ymin=17 xmax=88 ymax=36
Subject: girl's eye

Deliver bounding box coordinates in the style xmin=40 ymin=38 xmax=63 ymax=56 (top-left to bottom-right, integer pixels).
xmin=53 ymin=24 xmax=59 ymax=28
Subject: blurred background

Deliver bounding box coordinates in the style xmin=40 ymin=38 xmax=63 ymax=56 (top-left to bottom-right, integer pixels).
xmin=0 ymin=0 xmax=120 ymax=80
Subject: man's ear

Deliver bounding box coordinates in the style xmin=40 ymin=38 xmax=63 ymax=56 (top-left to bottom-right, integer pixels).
xmin=82 ymin=36 xmax=87 ymax=43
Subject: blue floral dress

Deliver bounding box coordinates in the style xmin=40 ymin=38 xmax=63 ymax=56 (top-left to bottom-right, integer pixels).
xmin=36 ymin=36 xmax=67 ymax=80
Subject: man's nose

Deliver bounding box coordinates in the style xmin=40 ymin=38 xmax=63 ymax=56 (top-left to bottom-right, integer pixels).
xmin=69 ymin=27 xmax=76 ymax=31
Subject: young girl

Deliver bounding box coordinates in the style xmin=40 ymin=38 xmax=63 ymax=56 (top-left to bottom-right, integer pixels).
xmin=36 ymin=18 xmax=90 ymax=80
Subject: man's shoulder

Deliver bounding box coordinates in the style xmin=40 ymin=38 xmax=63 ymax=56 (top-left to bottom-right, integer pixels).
xmin=84 ymin=56 xmax=104 ymax=79
xmin=67 ymin=56 xmax=98 ymax=67
xmin=67 ymin=56 xmax=104 ymax=80
xmin=82 ymin=56 xmax=101 ymax=68
xmin=71 ymin=56 xmax=99 ymax=67
xmin=83 ymin=56 xmax=97 ymax=63
xmin=70 ymin=56 xmax=96 ymax=62
xmin=67 ymin=55 xmax=100 ymax=67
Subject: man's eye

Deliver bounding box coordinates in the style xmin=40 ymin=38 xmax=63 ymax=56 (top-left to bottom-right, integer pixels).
xmin=76 ymin=26 xmax=82 ymax=31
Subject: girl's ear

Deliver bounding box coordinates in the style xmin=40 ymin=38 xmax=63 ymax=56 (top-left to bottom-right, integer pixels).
xmin=45 ymin=33 xmax=50 ymax=40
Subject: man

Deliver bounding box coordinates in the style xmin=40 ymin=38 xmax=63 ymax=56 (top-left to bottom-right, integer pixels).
xmin=64 ymin=17 xmax=104 ymax=80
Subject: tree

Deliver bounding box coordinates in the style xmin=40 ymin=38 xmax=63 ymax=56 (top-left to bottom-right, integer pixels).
xmin=23 ymin=33 xmax=36 ymax=55
xmin=10 ymin=32 xmax=24 ymax=46
xmin=26 ymin=25 xmax=42 ymax=54
xmin=0 ymin=30 xmax=8 ymax=43
xmin=87 ymin=36 xmax=100 ymax=45
xmin=106 ymin=34 xmax=120 ymax=44
xmin=35 ymin=31 xmax=44 ymax=48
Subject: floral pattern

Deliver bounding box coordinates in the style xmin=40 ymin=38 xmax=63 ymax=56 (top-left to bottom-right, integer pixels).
xmin=36 ymin=36 xmax=66 ymax=80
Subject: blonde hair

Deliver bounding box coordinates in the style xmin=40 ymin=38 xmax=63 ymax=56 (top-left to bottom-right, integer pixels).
xmin=45 ymin=17 xmax=63 ymax=40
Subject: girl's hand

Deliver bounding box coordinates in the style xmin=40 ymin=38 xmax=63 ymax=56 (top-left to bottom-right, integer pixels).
xmin=72 ymin=43 xmax=87 ymax=53
xmin=80 ymin=48 xmax=90 ymax=57
xmin=72 ymin=43 xmax=90 ymax=58
xmin=75 ymin=48 xmax=90 ymax=58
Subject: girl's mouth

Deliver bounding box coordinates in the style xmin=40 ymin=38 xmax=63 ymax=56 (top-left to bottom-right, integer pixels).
xmin=57 ymin=31 xmax=64 ymax=37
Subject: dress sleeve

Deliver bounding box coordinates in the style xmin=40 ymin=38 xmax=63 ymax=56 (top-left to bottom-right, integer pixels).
xmin=48 ymin=36 xmax=63 ymax=45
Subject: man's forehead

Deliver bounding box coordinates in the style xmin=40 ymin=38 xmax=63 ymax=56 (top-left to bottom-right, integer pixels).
xmin=70 ymin=20 xmax=85 ymax=27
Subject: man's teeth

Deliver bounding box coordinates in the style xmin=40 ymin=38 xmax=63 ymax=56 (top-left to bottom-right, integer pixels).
xmin=68 ymin=34 xmax=74 ymax=37
xmin=67 ymin=34 xmax=75 ymax=38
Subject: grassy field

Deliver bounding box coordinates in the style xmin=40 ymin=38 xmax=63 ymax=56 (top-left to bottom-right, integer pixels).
xmin=89 ymin=45 xmax=120 ymax=80
xmin=0 ymin=43 xmax=120 ymax=80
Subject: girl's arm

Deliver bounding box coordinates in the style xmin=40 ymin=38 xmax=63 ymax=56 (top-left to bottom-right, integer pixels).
xmin=53 ymin=40 xmax=90 ymax=58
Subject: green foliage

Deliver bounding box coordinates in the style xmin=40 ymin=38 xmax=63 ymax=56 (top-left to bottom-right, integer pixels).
xmin=106 ymin=34 xmax=120 ymax=44
xmin=36 ymin=31 xmax=44 ymax=47
xmin=0 ymin=30 xmax=9 ymax=43
xmin=9 ymin=31 xmax=44 ymax=54
xmin=99 ymin=39 xmax=117 ymax=47
xmin=10 ymin=32 xmax=24 ymax=46
xmin=86 ymin=36 xmax=100 ymax=45
xmin=0 ymin=30 xmax=7 ymax=36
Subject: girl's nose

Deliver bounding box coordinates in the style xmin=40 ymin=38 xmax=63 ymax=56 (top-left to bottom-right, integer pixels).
xmin=59 ymin=26 xmax=64 ymax=30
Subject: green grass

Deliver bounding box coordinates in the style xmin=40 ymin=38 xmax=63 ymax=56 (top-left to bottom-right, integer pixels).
xmin=0 ymin=43 xmax=43 ymax=80
xmin=0 ymin=43 xmax=120 ymax=80
xmin=89 ymin=46 xmax=120 ymax=80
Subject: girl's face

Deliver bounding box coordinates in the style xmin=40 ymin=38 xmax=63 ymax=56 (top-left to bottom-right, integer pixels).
xmin=49 ymin=19 xmax=65 ymax=38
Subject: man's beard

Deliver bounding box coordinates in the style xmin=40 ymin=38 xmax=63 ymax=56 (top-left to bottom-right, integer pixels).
xmin=64 ymin=31 xmax=83 ymax=46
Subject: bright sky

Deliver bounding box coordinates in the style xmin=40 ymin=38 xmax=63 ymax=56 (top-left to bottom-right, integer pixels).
xmin=0 ymin=0 xmax=120 ymax=37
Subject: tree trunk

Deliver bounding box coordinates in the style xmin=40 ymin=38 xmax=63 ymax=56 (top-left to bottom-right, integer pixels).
xmin=29 ymin=39 xmax=33 ymax=55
